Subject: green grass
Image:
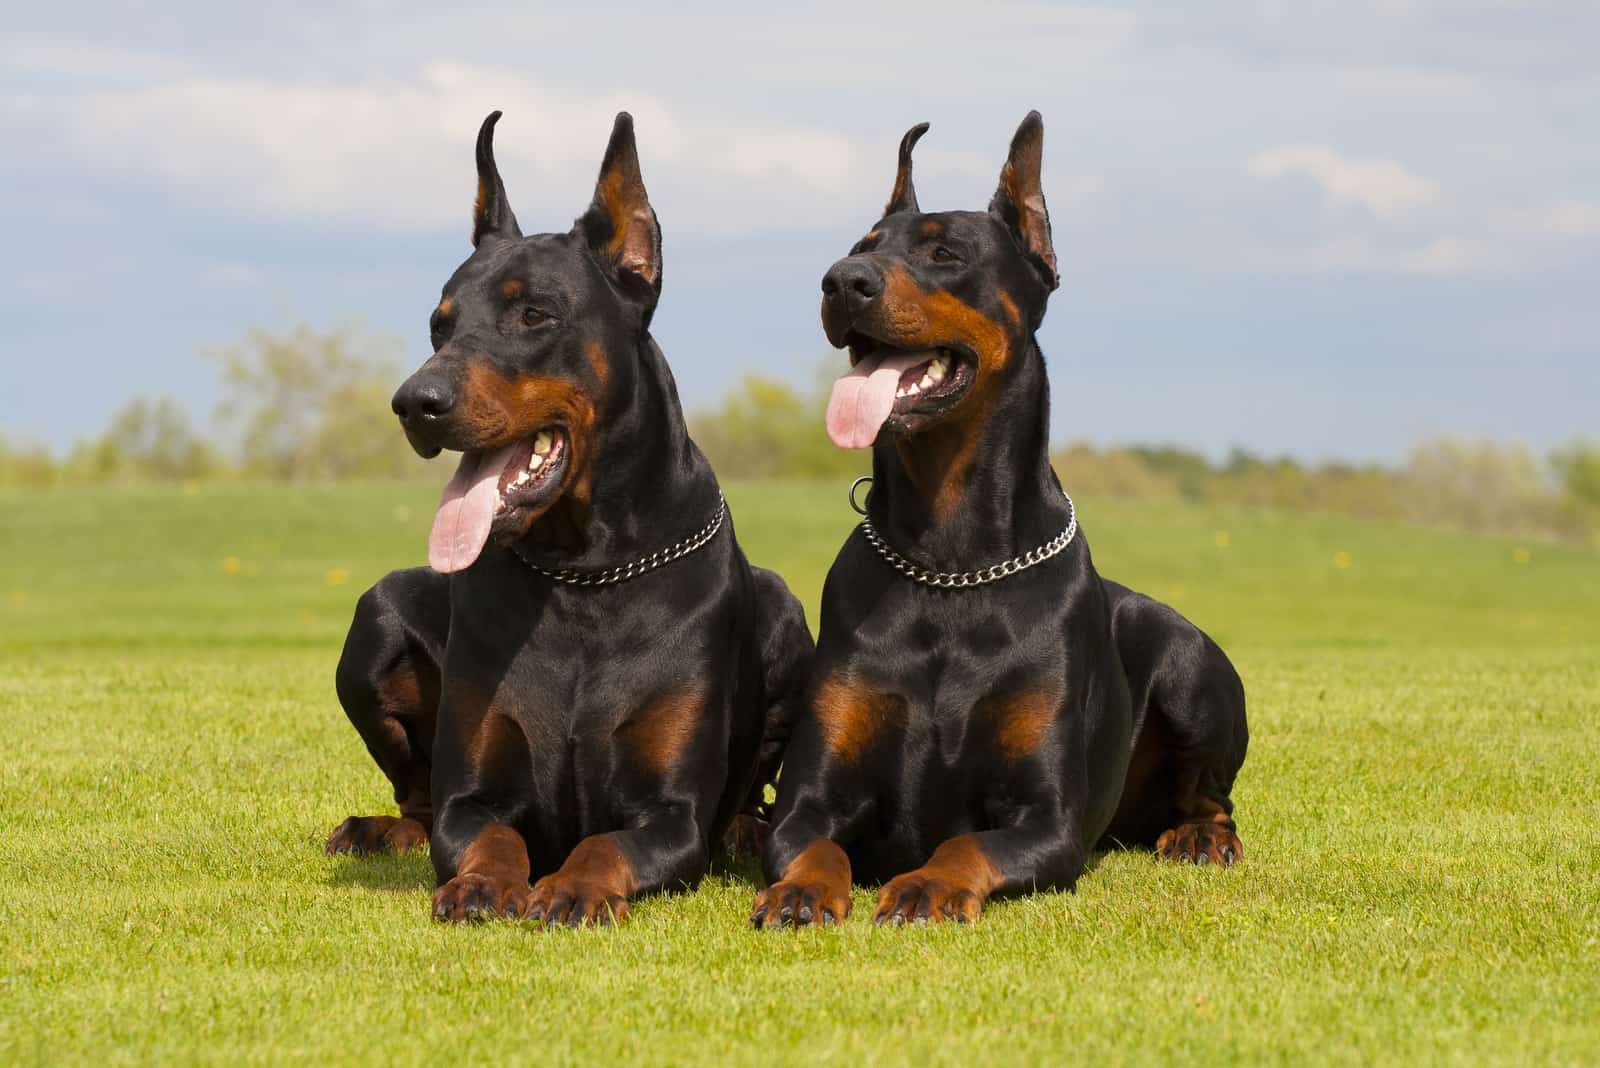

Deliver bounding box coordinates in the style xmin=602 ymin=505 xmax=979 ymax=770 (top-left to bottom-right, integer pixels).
xmin=3 ymin=480 xmax=1598 ymax=1065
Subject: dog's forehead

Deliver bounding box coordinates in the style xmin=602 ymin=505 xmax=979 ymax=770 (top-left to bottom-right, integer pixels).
xmin=442 ymin=232 xmax=587 ymax=298
xmin=871 ymin=209 xmax=998 ymax=247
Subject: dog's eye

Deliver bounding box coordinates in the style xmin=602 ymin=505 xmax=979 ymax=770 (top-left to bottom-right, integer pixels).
xmin=523 ymin=307 xmax=549 ymax=325
xmin=931 ymin=245 xmax=959 ymax=264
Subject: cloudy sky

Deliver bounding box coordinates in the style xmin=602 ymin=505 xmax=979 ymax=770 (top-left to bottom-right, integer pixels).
xmin=3 ymin=1 xmax=1596 ymax=462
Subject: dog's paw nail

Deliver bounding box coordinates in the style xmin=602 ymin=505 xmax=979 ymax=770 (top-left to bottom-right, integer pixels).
xmin=798 ymin=906 xmax=813 ymax=924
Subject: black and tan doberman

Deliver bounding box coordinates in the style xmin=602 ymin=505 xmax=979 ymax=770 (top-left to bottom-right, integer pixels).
xmin=755 ymin=114 xmax=1247 ymax=928
xmin=325 ymin=111 xmax=812 ymax=926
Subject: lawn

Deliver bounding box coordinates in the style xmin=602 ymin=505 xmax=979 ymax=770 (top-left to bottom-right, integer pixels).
xmin=2 ymin=480 xmax=1597 ymax=1065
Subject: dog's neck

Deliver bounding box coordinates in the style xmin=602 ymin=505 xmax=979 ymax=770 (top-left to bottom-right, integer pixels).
xmin=868 ymin=338 xmax=1067 ymax=568
xmin=521 ymin=333 xmax=719 ymax=569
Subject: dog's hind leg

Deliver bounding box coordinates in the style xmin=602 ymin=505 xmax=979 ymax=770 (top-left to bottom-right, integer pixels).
xmin=325 ymin=567 xmax=449 ymax=856
xmin=722 ymin=567 xmax=814 ymax=859
xmin=1101 ymin=582 xmax=1249 ymax=866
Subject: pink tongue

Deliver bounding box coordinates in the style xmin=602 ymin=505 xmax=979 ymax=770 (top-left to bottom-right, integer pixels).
xmin=428 ymin=444 xmax=519 ymax=573
xmin=824 ymin=350 xmax=936 ymax=449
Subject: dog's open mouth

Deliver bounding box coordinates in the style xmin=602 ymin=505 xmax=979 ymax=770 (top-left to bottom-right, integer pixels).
xmin=428 ymin=427 xmax=569 ymax=573
xmin=824 ymin=335 xmax=975 ymax=449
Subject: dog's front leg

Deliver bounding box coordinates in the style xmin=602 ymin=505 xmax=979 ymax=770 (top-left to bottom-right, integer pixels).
xmin=872 ymin=815 xmax=1085 ymax=926
xmin=430 ymin=820 xmax=534 ymax=922
xmin=527 ymin=805 xmax=708 ymax=928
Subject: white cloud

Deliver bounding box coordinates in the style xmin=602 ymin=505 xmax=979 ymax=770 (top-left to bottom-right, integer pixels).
xmin=46 ymin=62 xmax=885 ymax=237
xmin=1248 ymin=145 xmax=1441 ymax=221
xmin=1249 ymin=234 xmax=1507 ymax=278
xmin=38 ymin=57 xmax=1105 ymax=239
xmin=0 ymin=36 xmax=178 ymax=79
xmin=1508 ymin=199 xmax=1600 ymax=239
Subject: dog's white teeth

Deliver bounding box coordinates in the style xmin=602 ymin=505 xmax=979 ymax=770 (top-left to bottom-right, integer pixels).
xmin=526 ymin=453 xmax=543 ymax=473
xmin=929 ymin=357 xmax=948 ymax=382
xmin=919 ymin=373 xmax=934 ymax=389
xmin=534 ymin=431 xmax=554 ymax=456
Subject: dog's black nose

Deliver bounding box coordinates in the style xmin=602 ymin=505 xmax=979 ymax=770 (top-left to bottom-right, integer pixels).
xmin=391 ymin=373 xmax=457 ymax=428
xmin=821 ymin=258 xmax=883 ymax=312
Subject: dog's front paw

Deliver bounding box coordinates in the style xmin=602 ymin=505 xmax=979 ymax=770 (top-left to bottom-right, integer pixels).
xmin=751 ymin=877 xmax=850 ymax=929
xmin=873 ymin=871 xmax=984 ymax=926
xmin=431 ymin=872 xmax=533 ymax=923
xmin=1156 ymin=822 xmax=1242 ymax=866
xmin=326 ymin=815 xmax=429 ymax=856
xmin=527 ymin=873 xmax=629 ymax=928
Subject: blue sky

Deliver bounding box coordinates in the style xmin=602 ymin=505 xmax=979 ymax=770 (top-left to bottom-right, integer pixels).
xmin=3 ymin=2 xmax=1596 ymax=462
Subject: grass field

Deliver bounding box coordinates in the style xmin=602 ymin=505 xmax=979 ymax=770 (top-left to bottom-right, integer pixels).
xmin=3 ymin=479 xmax=1598 ymax=1065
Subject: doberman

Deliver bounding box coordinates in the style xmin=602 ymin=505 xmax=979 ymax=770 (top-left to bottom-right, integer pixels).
xmin=753 ymin=113 xmax=1248 ymax=928
xmin=324 ymin=111 xmax=813 ymax=926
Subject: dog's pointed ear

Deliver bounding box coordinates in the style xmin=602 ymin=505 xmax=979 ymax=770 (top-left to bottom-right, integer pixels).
xmin=577 ymin=112 xmax=662 ymax=306
xmin=989 ymin=111 xmax=1058 ymax=292
xmin=883 ymin=122 xmax=929 ymax=217
xmin=472 ymin=111 xmax=522 ymax=247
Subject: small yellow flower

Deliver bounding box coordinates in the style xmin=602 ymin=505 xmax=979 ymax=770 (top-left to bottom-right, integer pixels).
xmin=6 ymin=591 xmax=29 ymax=607
xmin=1512 ymin=546 xmax=1531 ymax=564
xmin=222 ymin=556 xmax=243 ymax=576
xmin=181 ymin=480 xmax=200 ymax=496
xmin=1332 ymin=550 xmax=1352 ymax=570
xmin=1214 ymin=530 xmax=1231 ymax=549
xmin=325 ymin=568 xmax=350 ymax=587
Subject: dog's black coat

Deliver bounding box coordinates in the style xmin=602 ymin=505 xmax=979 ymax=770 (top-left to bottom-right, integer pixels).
xmin=327 ymin=112 xmax=812 ymax=925
xmin=755 ymin=115 xmax=1247 ymax=927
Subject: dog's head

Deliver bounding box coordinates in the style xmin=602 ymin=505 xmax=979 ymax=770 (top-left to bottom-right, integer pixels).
xmin=391 ymin=111 xmax=662 ymax=573
xmin=821 ymin=113 xmax=1057 ymax=450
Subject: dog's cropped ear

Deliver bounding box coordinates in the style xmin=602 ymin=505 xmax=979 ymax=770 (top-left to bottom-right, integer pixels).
xmin=472 ymin=111 xmax=522 ymax=247
xmin=577 ymin=112 xmax=662 ymax=309
xmin=882 ymin=122 xmax=929 ymax=218
xmin=989 ymin=111 xmax=1058 ymax=292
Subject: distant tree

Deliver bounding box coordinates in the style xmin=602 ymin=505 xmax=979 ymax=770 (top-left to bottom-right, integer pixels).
xmin=206 ymin=323 xmax=416 ymax=480
xmin=0 ymin=432 xmax=58 ymax=488
xmin=1551 ymin=440 xmax=1600 ymax=509
xmin=310 ymin=379 xmax=434 ymax=480
xmin=64 ymin=396 xmax=220 ymax=482
xmin=691 ymin=373 xmax=867 ymax=481
xmin=1126 ymin=445 xmax=1214 ymax=500
xmin=1405 ymin=438 xmax=1547 ymax=533
xmin=1049 ymin=443 xmax=1178 ymax=499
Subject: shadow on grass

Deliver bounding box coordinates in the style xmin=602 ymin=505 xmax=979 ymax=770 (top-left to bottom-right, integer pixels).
xmin=709 ymin=849 xmax=764 ymax=887
xmin=327 ymin=850 xmax=434 ymax=892
xmin=323 ymin=845 xmax=767 ymax=894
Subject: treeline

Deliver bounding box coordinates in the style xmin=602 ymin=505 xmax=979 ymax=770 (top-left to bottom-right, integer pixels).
xmin=4 ymin=324 xmax=1597 ymax=544
xmin=2 ymin=324 xmax=425 ymax=486
xmin=694 ymin=377 xmax=1600 ymax=545
xmin=1051 ymin=439 xmax=1600 ymax=543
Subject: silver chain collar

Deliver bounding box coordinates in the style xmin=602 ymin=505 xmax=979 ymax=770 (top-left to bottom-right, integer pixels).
xmin=511 ymin=494 xmax=726 ymax=587
xmin=849 ymin=476 xmax=1077 ymax=589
